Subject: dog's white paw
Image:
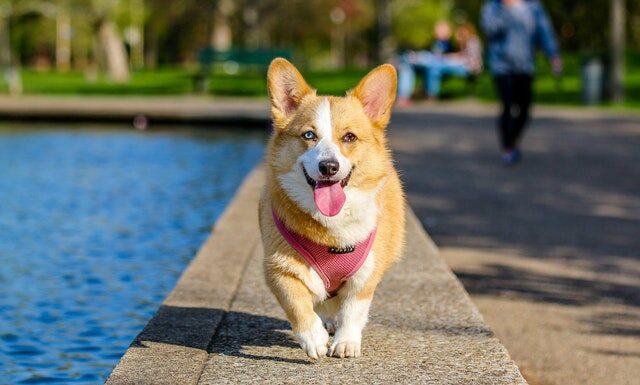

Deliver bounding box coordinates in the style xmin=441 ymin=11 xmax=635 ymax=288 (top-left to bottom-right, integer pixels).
xmin=329 ymin=326 xmax=363 ymax=358
xmin=328 ymin=340 xmax=361 ymax=358
xmin=296 ymin=317 xmax=329 ymax=360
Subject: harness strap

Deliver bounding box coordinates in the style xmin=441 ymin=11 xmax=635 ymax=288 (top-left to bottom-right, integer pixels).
xmin=272 ymin=210 xmax=376 ymax=295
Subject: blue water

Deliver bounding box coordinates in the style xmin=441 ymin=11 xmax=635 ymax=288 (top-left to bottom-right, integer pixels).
xmin=0 ymin=127 xmax=265 ymax=384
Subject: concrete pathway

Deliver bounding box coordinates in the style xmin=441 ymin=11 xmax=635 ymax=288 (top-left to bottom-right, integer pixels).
xmin=389 ymin=104 xmax=640 ymax=385
xmin=106 ymin=166 xmax=526 ymax=385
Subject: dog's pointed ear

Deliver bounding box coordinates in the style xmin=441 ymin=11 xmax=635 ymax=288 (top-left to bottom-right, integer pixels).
xmin=267 ymin=58 xmax=315 ymax=125
xmin=349 ymin=64 xmax=397 ymax=129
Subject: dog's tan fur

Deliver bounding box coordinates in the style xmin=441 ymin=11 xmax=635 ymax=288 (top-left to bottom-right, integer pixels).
xmin=259 ymin=58 xmax=405 ymax=359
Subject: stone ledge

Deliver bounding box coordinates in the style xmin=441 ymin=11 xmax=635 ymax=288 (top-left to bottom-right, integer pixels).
xmin=105 ymin=165 xmax=527 ymax=385
xmin=0 ymin=96 xmax=270 ymax=126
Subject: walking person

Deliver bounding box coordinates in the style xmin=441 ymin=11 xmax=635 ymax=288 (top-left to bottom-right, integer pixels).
xmin=481 ymin=0 xmax=562 ymax=165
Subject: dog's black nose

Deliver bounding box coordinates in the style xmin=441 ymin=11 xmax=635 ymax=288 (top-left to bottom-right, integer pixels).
xmin=318 ymin=160 xmax=339 ymax=176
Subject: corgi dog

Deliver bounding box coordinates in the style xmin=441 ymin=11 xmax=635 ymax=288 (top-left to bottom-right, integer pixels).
xmin=258 ymin=58 xmax=405 ymax=359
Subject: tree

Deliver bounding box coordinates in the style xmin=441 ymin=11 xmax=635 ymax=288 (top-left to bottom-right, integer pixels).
xmin=392 ymin=0 xmax=453 ymax=50
xmin=610 ymin=0 xmax=625 ymax=103
xmin=375 ymin=0 xmax=393 ymax=63
xmin=87 ymin=0 xmax=129 ymax=82
xmin=143 ymin=0 xmax=214 ymax=67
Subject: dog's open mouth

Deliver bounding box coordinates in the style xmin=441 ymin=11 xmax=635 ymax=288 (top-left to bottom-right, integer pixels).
xmin=302 ymin=165 xmax=352 ymax=217
xmin=302 ymin=166 xmax=352 ymax=188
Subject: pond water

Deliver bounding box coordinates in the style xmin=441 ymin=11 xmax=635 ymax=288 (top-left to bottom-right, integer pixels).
xmin=0 ymin=126 xmax=265 ymax=384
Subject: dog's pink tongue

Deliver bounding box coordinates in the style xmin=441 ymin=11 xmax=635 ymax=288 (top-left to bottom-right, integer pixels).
xmin=313 ymin=181 xmax=346 ymax=217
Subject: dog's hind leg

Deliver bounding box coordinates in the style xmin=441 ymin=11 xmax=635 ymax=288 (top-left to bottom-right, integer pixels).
xmin=315 ymin=297 xmax=340 ymax=335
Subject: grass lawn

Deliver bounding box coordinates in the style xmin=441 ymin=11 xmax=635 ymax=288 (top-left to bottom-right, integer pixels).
xmin=1 ymin=52 xmax=638 ymax=110
xmin=0 ymin=67 xmax=372 ymax=98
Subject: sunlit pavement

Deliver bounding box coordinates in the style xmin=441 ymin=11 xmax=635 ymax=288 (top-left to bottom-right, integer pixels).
xmin=390 ymin=104 xmax=640 ymax=385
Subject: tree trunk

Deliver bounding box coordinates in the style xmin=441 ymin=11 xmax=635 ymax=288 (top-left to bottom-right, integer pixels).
xmin=375 ymin=0 xmax=394 ymax=64
xmin=97 ymin=19 xmax=130 ymax=83
xmin=129 ymin=0 xmax=144 ymax=70
xmin=143 ymin=21 xmax=158 ymax=70
xmin=211 ymin=0 xmax=233 ymax=50
xmin=0 ymin=15 xmax=10 ymax=70
xmin=56 ymin=9 xmax=71 ymax=72
xmin=610 ymin=0 xmax=625 ymax=103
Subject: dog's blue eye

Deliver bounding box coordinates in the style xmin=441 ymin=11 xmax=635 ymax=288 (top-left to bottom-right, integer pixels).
xmin=302 ymin=131 xmax=316 ymax=140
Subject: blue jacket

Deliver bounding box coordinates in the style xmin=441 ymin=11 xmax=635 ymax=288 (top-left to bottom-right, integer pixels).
xmin=481 ymin=0 xmax=559 ymax=75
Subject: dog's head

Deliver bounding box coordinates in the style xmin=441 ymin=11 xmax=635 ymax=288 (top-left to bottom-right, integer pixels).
xmin=267 ymin=58 xmax=396 ymax=218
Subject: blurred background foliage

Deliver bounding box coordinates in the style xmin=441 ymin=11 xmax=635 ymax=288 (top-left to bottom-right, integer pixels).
xmin=0 ymin=0 xmax=637 ymax=105
xmin=392 ymin=0 xmax=452 ymax=49
xmin=4 ymin=0 xmax=639 ymax=70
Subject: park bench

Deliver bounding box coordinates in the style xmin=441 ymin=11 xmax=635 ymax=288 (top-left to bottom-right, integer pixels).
xmin=193 ymin=48 xmax=292 ymax=93
xmin=413 ymin=67 xmax=479 ymax=99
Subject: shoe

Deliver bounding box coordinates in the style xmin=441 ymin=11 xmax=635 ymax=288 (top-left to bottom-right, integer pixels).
xmin=512 ymin=148 xmax=522 ymax=163
xmin=501 ymin=148 xmax=522 ymax=166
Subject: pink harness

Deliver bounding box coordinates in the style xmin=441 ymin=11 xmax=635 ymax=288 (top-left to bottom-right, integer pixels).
xmin=272 ymin=210 xmax=376 ymax=295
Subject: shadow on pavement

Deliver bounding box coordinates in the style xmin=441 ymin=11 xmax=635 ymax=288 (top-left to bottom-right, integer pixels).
xmin=583 ymin=311 xmax=640 ymax=337
xmin=132 ymin=305 xmax=225 ymax=350
xmin=390 ymin=111 xmax=640 ymax=323
xmin=208 ymin=309 xmax=309 ymax=365
xmin=588 ymin=348 xmax=640 ymax=358
xmin=455 ymin=263 xmax=640 ymax=307
xmin=131 ymin=305 xmax=307 ymax=364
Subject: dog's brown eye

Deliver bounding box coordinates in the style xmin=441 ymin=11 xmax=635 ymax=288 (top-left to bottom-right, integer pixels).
xmin=302 ymin=131 xmax=316 ymax=141
xmin=342 ymin=133 xmax=357 ymax=143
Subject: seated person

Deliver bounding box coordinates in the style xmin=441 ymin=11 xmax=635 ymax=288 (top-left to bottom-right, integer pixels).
xmin=397 ymin=22 xmax=483 ymax=105
xmin=430 ymin=20 xmax=455 ymax=55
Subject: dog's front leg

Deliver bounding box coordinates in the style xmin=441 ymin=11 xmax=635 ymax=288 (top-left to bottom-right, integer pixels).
xmin=268 ymin=273 xmax=328 ymax=359
xmin=328 ymin=294 xmax=372 ymax=358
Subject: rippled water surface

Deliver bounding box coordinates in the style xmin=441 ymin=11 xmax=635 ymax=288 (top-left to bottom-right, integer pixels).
xmin=0 ymin=126 xmax=265 ymax=384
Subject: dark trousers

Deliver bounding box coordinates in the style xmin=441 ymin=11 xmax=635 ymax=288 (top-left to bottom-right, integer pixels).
xmin=494 ymin=74 xmax=533 ymax=150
